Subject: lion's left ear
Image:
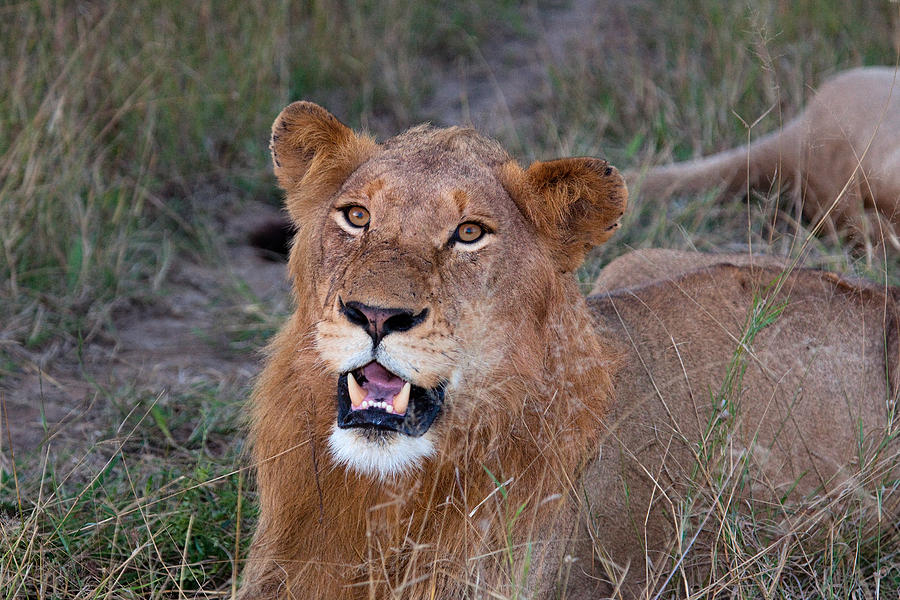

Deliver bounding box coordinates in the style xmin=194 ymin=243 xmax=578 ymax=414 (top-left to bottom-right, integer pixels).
xmin=270 ymin=101 xmax=378 ymax=224
xmin=509 ymin=157 xmax=628 ymax=272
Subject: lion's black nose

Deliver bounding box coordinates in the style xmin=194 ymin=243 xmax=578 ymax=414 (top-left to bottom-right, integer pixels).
xmin=339 ymin=299 xmax=428 ymax=345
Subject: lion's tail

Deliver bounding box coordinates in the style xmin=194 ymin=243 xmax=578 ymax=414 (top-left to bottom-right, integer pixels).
xmin=625 ymin=119 xmax=803 ymax=202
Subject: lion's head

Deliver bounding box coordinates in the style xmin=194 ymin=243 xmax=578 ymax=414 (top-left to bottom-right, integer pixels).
xmin=267 ymin=102 xmax=626 ymax=480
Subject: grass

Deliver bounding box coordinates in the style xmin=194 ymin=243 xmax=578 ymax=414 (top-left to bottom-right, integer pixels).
xmin=1 ymin=383 xmax=251 ymax=598
xmin=1 ymin=0 xmax=898 ymax=597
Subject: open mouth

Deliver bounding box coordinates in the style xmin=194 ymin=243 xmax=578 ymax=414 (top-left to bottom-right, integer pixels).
xmin=336 ymin=362 xmax=444 ymax=437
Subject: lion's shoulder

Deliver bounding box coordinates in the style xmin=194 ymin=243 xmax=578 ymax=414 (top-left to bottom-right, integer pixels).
xmin=589 ymin=248 xmax=791 ymax=294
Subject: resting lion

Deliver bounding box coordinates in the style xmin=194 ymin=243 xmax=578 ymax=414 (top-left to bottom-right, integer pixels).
xmin=632 ymin=67 xmax=900 ymax=240
xmin=241 ymin=102 xmax=899 ymax=598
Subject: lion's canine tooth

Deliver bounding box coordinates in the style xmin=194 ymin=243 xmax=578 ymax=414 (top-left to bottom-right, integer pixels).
xmin=348 ymin=372 xmax=366 ymax=408
xmin=393 ymin=382 xmax=411 ymax=415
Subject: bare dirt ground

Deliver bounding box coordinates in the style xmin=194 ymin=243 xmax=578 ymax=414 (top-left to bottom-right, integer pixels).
xmin=1 ymin=0 xmax=615 ymax=467
xmin=1 ymin=201 xmax=289 ymax=462
xmin=419 ymin=0 xmax=613 ymax=134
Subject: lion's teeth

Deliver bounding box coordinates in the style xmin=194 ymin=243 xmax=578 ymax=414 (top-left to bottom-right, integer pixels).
xmin=348 ymin=373 xmax=366 ymax=408
xmin=393 ymin=382 xmax=411 ymax=415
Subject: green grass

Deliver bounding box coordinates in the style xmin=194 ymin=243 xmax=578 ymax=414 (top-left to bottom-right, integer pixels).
xmin=2 ymin=459 xmax=250 ymax=598
xmin=533 ymin=0 xmax=897 ymax=161
xmin=1 ymin=382 xmax=251 ymax=598
xmin=1 ymin=0 xmax=898 ymax=597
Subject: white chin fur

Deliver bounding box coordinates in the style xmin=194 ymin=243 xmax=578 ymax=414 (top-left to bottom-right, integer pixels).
xmin=328 ymin=426 xmax=435 ymax=480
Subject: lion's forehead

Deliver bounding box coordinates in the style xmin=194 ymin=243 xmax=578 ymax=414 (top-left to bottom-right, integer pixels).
xmin=314 ymin=132 xmax=538 ymax=321
xmin=320 ymin=166 xmax=523 ymax=320
xmin=342 ymin=156 xmax=519 ymax=230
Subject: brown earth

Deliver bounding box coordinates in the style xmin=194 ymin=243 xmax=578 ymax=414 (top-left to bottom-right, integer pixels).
xmin=1 ymin=200 xmax=289 ymax=468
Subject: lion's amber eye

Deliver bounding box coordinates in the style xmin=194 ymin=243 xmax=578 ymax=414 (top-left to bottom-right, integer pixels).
xmin=343 ymin=205 xmax=370 ymax=228
xmin=454 ymin=222 xmax=484 ymax=244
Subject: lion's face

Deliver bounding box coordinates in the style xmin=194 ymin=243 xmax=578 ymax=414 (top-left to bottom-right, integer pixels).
xmin=270 ymin=103 xmax=627 ymax=479
xmin=309 ymin=145 xmax=556 ymax=477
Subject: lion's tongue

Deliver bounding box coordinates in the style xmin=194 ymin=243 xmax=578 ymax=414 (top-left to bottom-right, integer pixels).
xmin=362 ymin=362 xmax=405 ymax=402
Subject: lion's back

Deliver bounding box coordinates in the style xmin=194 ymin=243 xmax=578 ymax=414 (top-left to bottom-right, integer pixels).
xmin=589 ymin=248 xmax=797 ymax=294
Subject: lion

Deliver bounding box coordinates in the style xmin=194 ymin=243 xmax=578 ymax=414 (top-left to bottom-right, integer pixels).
xmin=240 ymin=102 xmax=899 ymax=599
xmin=631 ymin=67 xmax=900 ymax=241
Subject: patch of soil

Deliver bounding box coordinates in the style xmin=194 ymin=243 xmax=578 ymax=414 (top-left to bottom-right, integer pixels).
xmin=418 ymin=0 xmax=613 ymax=136
xmin=1 ymin=201 xmax=289 ymax=466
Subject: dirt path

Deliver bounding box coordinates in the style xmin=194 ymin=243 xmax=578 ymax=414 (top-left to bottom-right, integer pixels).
xmin=420 ymin=0 xmax=609 ymax=140
xmin=1 ymin=201 xmax=289 ymax=461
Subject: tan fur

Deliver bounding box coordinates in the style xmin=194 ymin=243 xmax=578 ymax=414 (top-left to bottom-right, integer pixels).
xmin=631 ymin=67 xmax=900 ymax=239
xmin=241 ymin=104 xmax=898 ymax=598
xmin=577 ymin=259 xmax=900 ymax=596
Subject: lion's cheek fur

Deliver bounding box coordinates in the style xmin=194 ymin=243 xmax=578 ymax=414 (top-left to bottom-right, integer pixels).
xmin=313 ymin=319 xmax=373 ymax=374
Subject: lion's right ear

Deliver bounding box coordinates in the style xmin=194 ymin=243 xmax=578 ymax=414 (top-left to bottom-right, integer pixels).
xmin=501 ymin=157 xmax=628 ymax=272
xmin=270 ymin=102 xmax=378 ymax=223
